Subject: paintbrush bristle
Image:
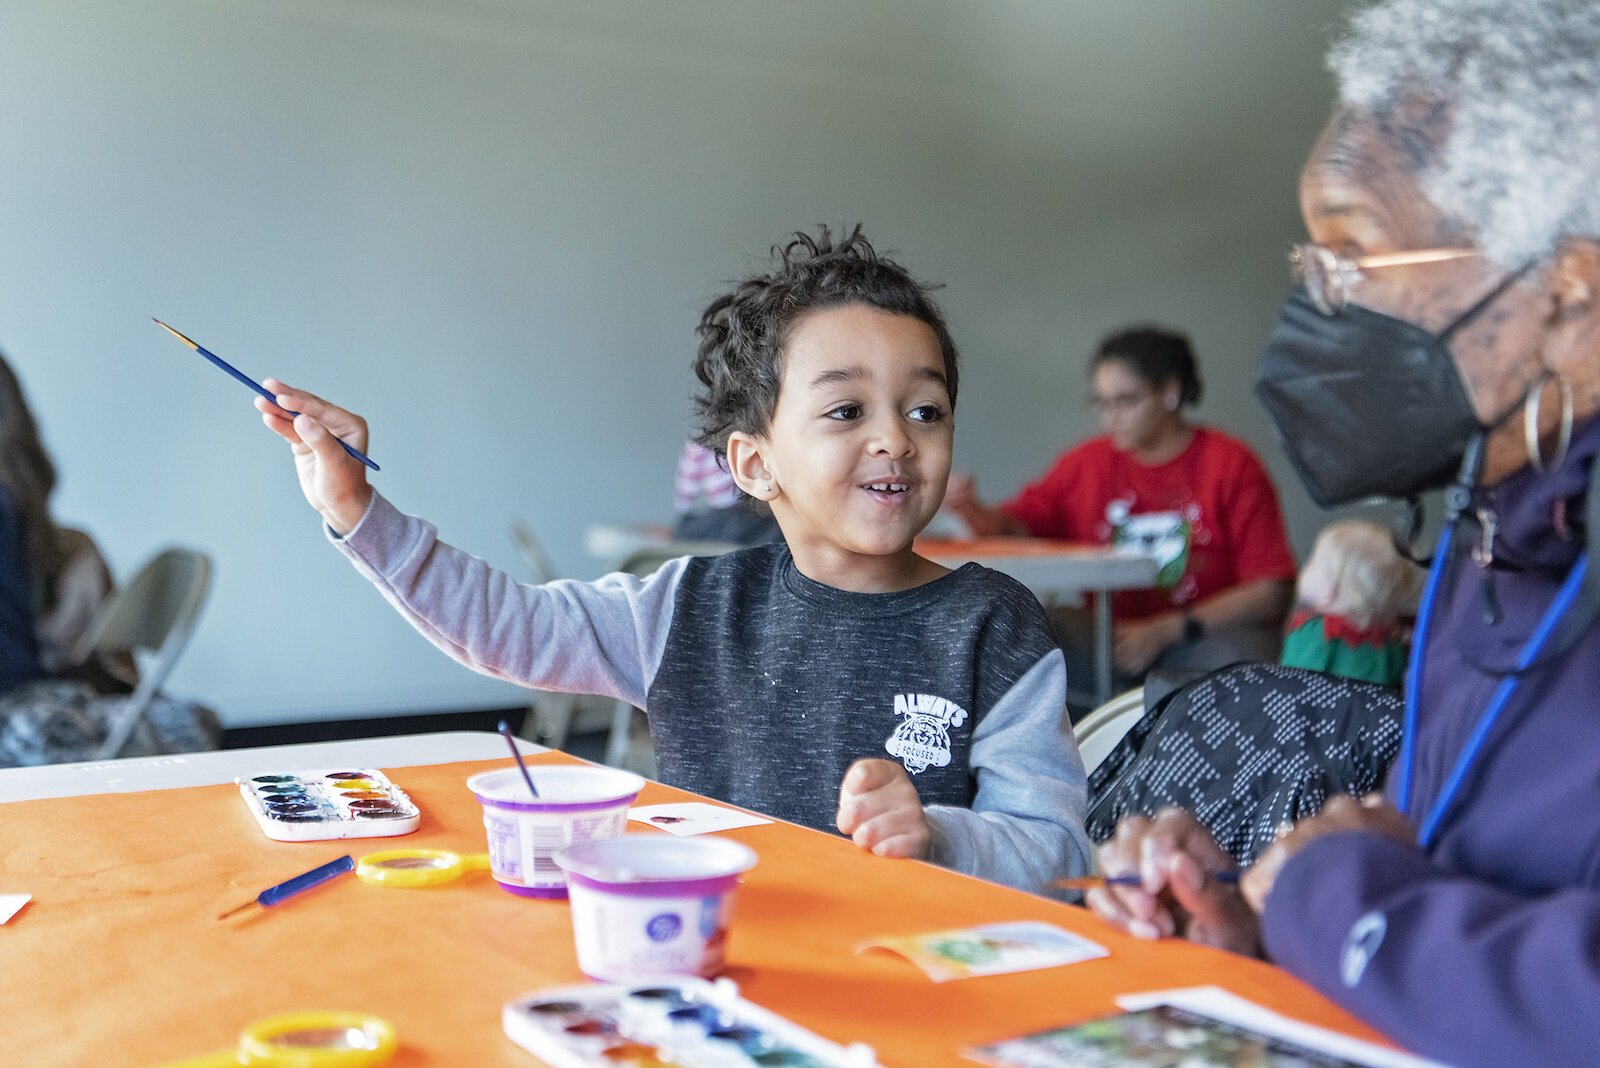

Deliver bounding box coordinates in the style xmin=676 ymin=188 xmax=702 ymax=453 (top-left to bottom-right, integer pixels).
xmin=152 ymin=318 xmax=200 ymax=350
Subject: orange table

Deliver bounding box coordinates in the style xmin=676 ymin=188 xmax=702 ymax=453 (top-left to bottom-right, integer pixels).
xmin=2 ymin=751 xmax=1389 ymax=1067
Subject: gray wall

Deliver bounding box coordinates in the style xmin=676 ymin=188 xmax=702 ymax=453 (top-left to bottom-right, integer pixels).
xmin=0 ymin=1 xmax=1354 ymax=726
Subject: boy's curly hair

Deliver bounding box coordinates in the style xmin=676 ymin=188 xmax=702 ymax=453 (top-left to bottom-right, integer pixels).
xmin=692 ymin=225 xmax=959 ymax=456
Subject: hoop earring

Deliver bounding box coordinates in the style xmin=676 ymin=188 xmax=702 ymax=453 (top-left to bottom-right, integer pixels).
xmin=1524 ymin=371 xmax=1574 ymax=474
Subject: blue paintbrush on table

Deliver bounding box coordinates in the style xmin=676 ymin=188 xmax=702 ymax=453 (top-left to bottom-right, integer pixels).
xmin=217 ymin=854 xmax=356 ymax=920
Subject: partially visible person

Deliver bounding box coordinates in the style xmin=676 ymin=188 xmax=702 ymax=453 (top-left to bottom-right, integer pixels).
xmin=1280 ymin=519 xmax=1419 ymax=687
xmin=0 ymin=352 xmax=66 ymax=692
xmin=1088 ymin=2 xmax=1600 ymax=1063
xmin=670 ymin=440 xmax=780 ymax=545
xmin=945 ymin=327 xmax=1296 ymax=689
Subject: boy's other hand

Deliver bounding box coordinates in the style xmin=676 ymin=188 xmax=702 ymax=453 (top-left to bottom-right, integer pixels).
xmin=836 ymin=758 xmax=930 ymax=860
xmin=255 ymin=378 xmax=373 ymax=536
xmin=1085 ymin=807 xmax=1259 ymax=957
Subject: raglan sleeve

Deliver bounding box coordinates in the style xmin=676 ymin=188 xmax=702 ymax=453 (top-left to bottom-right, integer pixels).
xmin=1262 ymin=830 xmax=1600 ymax=1066
xmin=923 ymin=615 xmax=1092 ymax=895
xmin=330 ymin=491 xmax=683 ymax=708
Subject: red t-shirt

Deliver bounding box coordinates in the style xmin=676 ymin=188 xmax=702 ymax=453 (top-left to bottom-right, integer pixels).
xmin=1001 ymin=427 xmax=1297 ymax=621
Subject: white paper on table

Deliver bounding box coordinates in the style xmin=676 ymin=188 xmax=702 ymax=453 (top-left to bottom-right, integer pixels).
xmin=628 ymin=802 xmax=773 ymax=836
xmin=0 ymin=894 xmax=32 ymax=924
xmin=1115 ymin=986 xmax=1448 ymax=1068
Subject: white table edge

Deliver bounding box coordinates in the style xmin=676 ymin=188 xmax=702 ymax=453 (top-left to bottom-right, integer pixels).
xmin=0 ymin=730 xmax=547 ymax=803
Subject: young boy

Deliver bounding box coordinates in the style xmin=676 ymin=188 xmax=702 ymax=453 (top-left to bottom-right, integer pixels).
xmin=256 ymin=226 xmax=1091 ymax=894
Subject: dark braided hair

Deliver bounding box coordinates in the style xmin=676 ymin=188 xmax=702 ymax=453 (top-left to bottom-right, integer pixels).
xmin=692 ymin=225 xmax=959 ymax=456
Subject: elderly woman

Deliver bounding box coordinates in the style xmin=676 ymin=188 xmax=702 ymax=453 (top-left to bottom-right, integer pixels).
xmin=1087 ymin=2 xmax=1600 ymax=1064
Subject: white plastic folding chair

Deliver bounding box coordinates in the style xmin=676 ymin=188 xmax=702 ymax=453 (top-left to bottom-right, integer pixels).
xmin=70 ymin=548 xmax=213 ymax=760
xmin=1073 ymin=686 xmax=1144 ymax=778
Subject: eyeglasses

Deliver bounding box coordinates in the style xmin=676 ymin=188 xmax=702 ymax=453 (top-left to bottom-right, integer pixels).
xmin=1088 ymin=390 xmax=1155 ymax=415
xmin=1288 ymin=243 xmax=1480 ymax=315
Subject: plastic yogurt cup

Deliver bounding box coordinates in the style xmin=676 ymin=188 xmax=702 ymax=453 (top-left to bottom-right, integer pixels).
xmin=466 ymin=765 xmax=645 ymax=898
xmin=555 ymin=835 xmax=758 ymax=981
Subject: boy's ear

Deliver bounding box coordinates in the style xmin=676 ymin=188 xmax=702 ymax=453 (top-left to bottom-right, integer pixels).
xmin=725 ymin=432 xmax=777 ymax=500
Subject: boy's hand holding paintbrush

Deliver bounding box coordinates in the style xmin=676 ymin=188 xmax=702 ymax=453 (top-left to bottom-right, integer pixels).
xmin=255 ymin=381 xmax=375 ymax=536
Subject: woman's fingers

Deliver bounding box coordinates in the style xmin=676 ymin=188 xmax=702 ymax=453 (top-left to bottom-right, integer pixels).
xmin=1093 ymin=815 xmax=1175 ymax=938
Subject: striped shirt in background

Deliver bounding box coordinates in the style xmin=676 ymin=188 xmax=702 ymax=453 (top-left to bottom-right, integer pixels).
xmin=673 ymin=442 xmax=742 ymax=513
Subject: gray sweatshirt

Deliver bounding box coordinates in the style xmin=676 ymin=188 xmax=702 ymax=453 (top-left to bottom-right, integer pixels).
xmin=333 ymin=492 xmax=1091 ymax=894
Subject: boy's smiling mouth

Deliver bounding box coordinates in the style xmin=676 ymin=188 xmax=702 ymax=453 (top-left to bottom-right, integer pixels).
xmin=860 ymin=478 xmax=913 ymax=502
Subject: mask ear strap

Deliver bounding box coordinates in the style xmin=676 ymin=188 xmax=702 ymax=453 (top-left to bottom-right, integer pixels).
xmin=1439 ymin=261 xmax=1537 ymax=344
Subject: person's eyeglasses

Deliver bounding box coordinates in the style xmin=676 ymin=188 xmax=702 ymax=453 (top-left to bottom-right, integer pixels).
xmin=1088 ymin=390 xmax=1154 ymax=415
xmin=1288 ymin=243 xmax=1480 ymax=316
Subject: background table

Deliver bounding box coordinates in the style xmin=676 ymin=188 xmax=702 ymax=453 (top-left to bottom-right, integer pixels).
xmin=1 ymin=735 xmax=1401 ymax=1067
xmin=0 ymin=730 xmax=542 ymax=803
xmin=919 ymin=538 xmax=1160 ymax=707
xmin=584 ymin=524 xmax=1161 ymax=709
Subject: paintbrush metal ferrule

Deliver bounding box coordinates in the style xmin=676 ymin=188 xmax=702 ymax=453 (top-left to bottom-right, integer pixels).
xmin=216 ymin=899 xmax=260 ymax=921
xmin=151 ymin=318 xmax=200 ymax=350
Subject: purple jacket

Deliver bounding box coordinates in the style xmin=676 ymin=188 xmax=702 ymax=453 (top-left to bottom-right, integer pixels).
xmin=1262 ymin=416 xmax=1600 ymax=1066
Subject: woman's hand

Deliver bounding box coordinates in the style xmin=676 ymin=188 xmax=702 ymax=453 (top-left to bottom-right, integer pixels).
xmin=1112 ymin=614 xmax=1181 ymax=675
xmin=942 ymin=473 xmax=981 ymax=519
xmin=836 ymin=758 xmax=931 ymax=859
xmin=255 ymin=379 xmax=374 ymax=536
xmin=1086 ymin=807 xmax=1260 ymax=957
xmin=1240 ymin=794 xmax=1414 ymax=913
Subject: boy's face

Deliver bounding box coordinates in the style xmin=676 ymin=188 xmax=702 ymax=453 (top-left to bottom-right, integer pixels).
xmin=737 ymin=304 xmax=953 ymax=583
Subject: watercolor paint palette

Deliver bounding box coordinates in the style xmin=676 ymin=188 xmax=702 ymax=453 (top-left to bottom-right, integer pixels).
xmin=236 ymin=768 xmax=421 ymax=842
xmin=502 ymin=978 xmax=883 ymax=1068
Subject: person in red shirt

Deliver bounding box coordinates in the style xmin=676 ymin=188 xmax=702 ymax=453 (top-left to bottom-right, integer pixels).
xmin=946 ymin=326 xmax=1296 ymax=697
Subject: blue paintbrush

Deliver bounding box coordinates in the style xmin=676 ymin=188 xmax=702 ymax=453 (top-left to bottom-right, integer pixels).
xmin=1056 ymin=871 xmax=1241 ymax=890
xmin=154 ymin=318 xmax=380 ymax=472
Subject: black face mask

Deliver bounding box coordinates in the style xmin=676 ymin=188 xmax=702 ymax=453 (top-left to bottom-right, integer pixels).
xmin=1254 ymin=274 xmax=1526 ymax=508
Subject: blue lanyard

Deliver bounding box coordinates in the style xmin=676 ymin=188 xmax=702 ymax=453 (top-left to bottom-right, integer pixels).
xmin=1393 ymin=522 xmax=1589 ymax=849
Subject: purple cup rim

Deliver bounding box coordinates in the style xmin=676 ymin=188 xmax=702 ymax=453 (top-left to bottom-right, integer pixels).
xmin=467 ymin=767 xmax=644 ymax=813
xmin=565 ymin=870 xmax=741 ymax=898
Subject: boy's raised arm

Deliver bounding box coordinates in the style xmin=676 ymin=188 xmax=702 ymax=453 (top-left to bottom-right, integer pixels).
xmin=331 ymin=492 xmax=684 ymax=707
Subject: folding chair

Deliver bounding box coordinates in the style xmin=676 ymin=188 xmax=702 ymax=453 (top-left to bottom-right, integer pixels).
xmin=70 ymin=548 xmax=213 ymax=760
xmin=1073 ymin=686 xmax=1144 ymax=778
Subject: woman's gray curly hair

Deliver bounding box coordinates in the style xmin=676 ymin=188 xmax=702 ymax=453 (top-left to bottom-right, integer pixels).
xmin=1330 ymin=0 xmax=1600 ymax=266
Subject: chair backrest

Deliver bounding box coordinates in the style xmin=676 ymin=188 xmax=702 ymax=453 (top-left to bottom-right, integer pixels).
xmin=509 ymin=521 xmax=561 ymax=584
xmin=71 ymin=548 xmax=213 ymax=760
xmin=1073 ymin=686 xmax=1144 ymax=777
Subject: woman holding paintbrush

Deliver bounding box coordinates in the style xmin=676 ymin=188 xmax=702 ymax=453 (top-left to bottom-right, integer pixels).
xmin=1088 ymin=2 xmax=1600 ymax=1064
